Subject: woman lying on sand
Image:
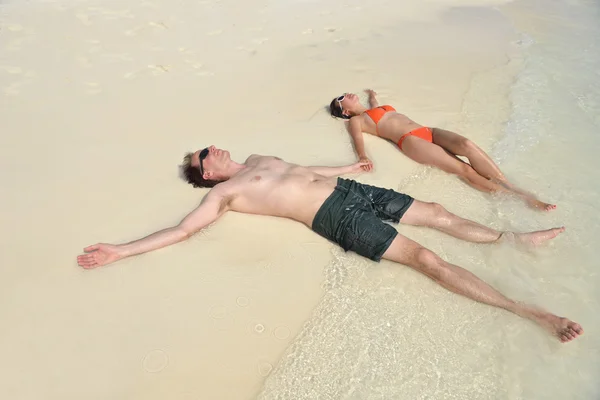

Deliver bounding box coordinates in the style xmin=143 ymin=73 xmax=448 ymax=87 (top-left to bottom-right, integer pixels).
xmin=329 ymin=90 xmax=555 ymax=211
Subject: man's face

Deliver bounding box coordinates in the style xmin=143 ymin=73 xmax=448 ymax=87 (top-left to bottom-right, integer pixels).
xmin=194 ymin=145 xmax=231 ymax=179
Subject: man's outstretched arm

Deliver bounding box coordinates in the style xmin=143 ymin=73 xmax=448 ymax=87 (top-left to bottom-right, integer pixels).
xmin=307 ymin=160 xmax=372 ymax=177
xmin=77 ymin=190 xmax=229 ymax=269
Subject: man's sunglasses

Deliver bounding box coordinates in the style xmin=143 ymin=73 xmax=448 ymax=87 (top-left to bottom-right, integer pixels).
xmin=198 ymin=148 xmax=209 ymax=175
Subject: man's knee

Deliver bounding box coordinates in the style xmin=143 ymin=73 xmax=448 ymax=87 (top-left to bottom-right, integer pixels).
xmin=415 ymin=248 xmax=437 ymax=265
xmin=427 ymin=202 xmax=446 ymax=215
xmin=423 ymin=202 xmax=450 ymax=227
xmin=414 ymin=248 xmax=449 ymax=280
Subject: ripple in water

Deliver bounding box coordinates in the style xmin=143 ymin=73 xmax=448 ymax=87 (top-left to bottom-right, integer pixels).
xmin=273 ymin=325 xmax=291 ymax=340
xmin=142 ymin=349 xmax=169 ymax=373
xmin=236 ymin=296 xmax=250 ymax=307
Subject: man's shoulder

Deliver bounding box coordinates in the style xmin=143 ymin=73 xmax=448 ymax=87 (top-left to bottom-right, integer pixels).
xmin=204 ymin=183 xmax=238 ymax=206
xmin=245 ymin=154 xmax=282 ymax=162
xmin=245 ymin=154 xmax=261 ymax=163
xmin=209 ymin=180 xmax=237 ymax=195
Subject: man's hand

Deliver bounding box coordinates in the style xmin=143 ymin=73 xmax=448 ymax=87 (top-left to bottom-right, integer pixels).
xmin=353 ymin=157 xmax=374 ymax=173
xmin=76 ymin=193 xmax=227 ymax=269
xmin=77 ymin=243 xmax=124 ymax=269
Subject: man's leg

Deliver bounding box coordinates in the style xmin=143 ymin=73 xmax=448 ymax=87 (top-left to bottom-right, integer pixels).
xmin=399 ymin=200 xmax=565 ymax=245
xmin=381 ymin=234 xmax=583 ymax=342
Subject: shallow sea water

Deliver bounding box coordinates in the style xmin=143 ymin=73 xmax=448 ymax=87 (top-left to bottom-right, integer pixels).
xmin=258 ymin=0 xmax=600 ymax=398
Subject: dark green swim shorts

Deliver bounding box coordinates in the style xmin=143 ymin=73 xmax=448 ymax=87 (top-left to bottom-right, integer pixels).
xmin=312 ymin=178 xmax=414 ymax=262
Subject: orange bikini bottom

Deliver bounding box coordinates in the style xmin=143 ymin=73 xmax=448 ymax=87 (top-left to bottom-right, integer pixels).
xmin=397 ymin=127 xmax=433 ymax=150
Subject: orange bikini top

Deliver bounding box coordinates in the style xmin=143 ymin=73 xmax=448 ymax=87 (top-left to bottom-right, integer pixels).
xmin=364 ymin=105 xmax=396 ymax=126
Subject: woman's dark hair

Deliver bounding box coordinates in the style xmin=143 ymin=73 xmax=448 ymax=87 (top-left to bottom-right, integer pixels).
xmin=180 ymin=152 xmax=224 ymax=188
xmin=329 ymin=97 xmax=350 ymax=120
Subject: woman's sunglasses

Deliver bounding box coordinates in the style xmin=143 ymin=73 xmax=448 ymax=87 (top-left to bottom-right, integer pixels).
xmin=336 ymin=94 xmax=345 ymax=111
xmin=198 ymin=148 xmax=209 ymax=175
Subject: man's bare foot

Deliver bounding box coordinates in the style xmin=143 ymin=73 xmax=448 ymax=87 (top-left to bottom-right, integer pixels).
xmin=515 ymin=227 xmax=565 ymax=245
xmin=527 ymin=198 xmax=556 ymax=211
xmin=535 ymin=314 xmax=584 ymax=343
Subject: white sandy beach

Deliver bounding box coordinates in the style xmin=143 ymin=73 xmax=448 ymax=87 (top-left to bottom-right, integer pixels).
xmin=1 ymin=0 xmax=599 ymax=399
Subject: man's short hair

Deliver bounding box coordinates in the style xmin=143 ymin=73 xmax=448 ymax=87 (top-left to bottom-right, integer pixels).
xmin=180 ymin=152 xmax=224 ymax=188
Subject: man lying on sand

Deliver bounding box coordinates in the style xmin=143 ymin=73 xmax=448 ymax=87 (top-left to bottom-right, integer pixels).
xmin=77 ymin=146 xmax=582 ymax=343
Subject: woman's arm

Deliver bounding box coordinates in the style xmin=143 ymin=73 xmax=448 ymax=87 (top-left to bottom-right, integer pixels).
xmin=365 ymin=89 xmax=379 ymax=108
xmin=347 ymin=117 xmax=374 ymax=171
xmin=76 ymin=190 xmax=230 ymax=268
xmin=348 ymin=117 xmax=367 ymax=159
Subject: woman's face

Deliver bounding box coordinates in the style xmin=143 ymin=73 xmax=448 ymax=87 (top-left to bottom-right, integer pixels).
xmin=339 ymin=92 xmax=360 ymax=115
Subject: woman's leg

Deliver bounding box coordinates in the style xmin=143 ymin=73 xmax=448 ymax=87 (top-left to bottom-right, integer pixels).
xmin=381 ymin=234 xmax=583 ymax=342
xmin=431 ymin=128 xmax=506 ymax=181
xmin=431 ymin=128 xmax=556 ymax=210
xmin=403 ymin=132 xmax=556 ymax=211
xmin=400 ymin=136 xmax=507 ymax=194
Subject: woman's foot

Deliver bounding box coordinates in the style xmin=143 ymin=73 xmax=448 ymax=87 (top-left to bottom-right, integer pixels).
xmin=515 ymin=227 xmax=565 ymax=245
xmin=494 ymin=179 xmax=556 ymax=211
xmin=527 ymin=197 xmax=557 ymax=211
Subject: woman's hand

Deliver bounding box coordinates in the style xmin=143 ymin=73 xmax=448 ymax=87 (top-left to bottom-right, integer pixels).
xmin=364 ymin=89 xmax=379 ymax=108
xmin=353 ymin=157 xmax=374 ymax=172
